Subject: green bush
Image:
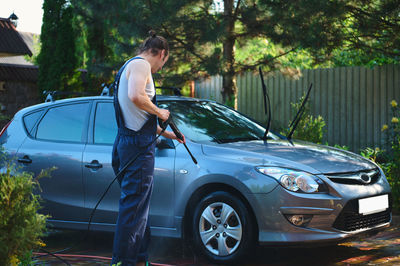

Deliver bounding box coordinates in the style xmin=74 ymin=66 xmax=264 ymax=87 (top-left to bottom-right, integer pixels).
xmin=360 ymin=146 xmax=400 ymax=213
xmin=381 ymin=101 xmax=400 ymax=212
xmin=0 ymin=114 xmax=8 ymax=121
xmin=0 ymin=162 xmax=48 ymax=265
xmin=327 ymin=144 xmax=350 ymax=151
xmin=358 ymin=100 xmax=400 ymax=213
xmin=281 ymin=94 xmax=326 ymax=144
xmin=224 ymin=94 xmax=236 ymax=108
xmin=378 ymin=100 xmax=400 ymax=213
xmin=0 ymin=113 xmax=10 ymax=130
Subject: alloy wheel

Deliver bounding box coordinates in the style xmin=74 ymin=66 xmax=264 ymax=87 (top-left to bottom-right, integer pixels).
xmin=198 ymin=202 xmax=242 ymax=256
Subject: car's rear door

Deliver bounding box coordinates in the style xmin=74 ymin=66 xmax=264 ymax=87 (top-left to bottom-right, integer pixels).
xmin=82 ymin=100 xmax=120 ymax=226
xmin=16 ymin=101 xmax=91 ymax=222
xmin=82 ymin=100 xmax=176 ymax=228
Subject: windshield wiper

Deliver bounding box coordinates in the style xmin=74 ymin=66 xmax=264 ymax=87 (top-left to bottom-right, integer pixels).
xmin=286 ymin=83 xmax=313 ymax=141
xmin=258 ymin=67 xmax=271 ymax=141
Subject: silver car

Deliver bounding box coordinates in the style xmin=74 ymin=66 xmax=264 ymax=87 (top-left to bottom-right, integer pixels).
xmin=0 ymin=95 xmax=392 ymax=263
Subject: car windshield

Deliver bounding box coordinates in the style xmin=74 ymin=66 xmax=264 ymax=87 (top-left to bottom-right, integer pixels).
xmin=158 ymin=100 xmax=278 ymax=143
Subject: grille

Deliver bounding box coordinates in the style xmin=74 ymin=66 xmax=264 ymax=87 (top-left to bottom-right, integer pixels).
xmin=327 ymin=169 xmax=380 ymax=185
xmin=333 ymin=195 xmax=392 ymax=232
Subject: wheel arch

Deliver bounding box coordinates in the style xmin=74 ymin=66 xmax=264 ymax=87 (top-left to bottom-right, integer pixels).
xmin=182 ymin=182 xmax=259 ymax=242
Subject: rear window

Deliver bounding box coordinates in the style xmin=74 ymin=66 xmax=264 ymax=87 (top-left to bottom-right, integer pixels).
xmin=94 ymin=102 xmax=117 ymax=144
xmin=23 ymin=110 xmax=44 ymax=136
xmin=36 ymin=103 xmax=90 ymax=142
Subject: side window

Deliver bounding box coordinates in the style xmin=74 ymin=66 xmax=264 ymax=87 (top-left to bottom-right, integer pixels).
xmin=36 ymin=103 xmax=89 ymax=142
xmin=23 ymin=110 xmax=44 ymax=136
xmin=94 ymin=102 xmax=117 ymax=144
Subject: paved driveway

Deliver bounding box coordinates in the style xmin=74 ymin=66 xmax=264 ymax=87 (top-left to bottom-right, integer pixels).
xmin=36 ymin=216 xmax=400 ymax=265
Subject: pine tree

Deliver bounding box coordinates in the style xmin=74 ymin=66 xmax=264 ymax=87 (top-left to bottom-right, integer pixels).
xmin=71 ymin=0 xmax=346 ymax=105
xmin=71 ymin=0 xmax=400 ymax=104
xmin=38 ymin=0 xmax=79 ymax=94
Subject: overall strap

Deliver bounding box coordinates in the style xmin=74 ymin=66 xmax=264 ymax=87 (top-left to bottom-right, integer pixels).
xmin=113 ymin=57 xmax=144 ymax=129
xmin=136 ymin=80 xmax=157 ymax=135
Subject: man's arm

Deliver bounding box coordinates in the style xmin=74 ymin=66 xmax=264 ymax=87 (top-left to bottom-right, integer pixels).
xmin=157 ymin=125 xmax=185 ymax=143
xmin=126 ymin=60 xmax=169 ymax=121
xmin=126 ymin=60 xmax=184 ymax=142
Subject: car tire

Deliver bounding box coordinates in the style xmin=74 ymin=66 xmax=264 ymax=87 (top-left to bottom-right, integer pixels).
xmin=192 ymin=191 xmax=255 ymax=264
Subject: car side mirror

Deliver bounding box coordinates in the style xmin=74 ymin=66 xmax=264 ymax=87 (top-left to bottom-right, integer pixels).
xmin=156 ymin=137 xmax=175 ymax=149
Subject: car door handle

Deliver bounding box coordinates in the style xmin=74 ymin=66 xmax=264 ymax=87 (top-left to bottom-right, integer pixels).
xmin=18 ymin=156 xmax=32 ymax=164
xmin=85 ymin=160 xmax=103 ymax=169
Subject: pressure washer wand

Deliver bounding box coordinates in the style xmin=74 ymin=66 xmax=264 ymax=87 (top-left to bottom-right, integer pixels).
xmin=159 ymin=115 xmax=198 ymax=165
xmin=169 ymin=121 xmax=198 ymax=164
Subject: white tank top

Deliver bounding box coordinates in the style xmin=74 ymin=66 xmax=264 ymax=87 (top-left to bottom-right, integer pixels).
xmin=118 ymin=60 xmax=155 ymax=131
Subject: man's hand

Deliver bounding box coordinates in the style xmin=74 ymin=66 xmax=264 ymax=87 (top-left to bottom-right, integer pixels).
xmin=174 ymin=132 xmax=186 ymax=144
xmin=161 ymin=130 xmax=185 ymax=143
xmin=157 ymin=108 xmax=170 ymax=121
xmin=156 ymin=125 xmax=186 ymax=143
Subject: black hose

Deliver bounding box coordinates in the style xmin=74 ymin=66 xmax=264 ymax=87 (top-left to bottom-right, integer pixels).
xmin=38 ymin=248 xmax=72 ymax=266
xmin=33 ymin=125 xmax=168 ymax=265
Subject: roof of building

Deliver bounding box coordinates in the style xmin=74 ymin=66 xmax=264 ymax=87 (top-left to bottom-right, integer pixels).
xmin=0 ymin=18 xmax=33 ymax=57
xmin=0 ymin=55 xmax=32 ymax=65
xmin=0 ymin=63 xmax=38 ymax=82
xmin=0 ymin=32 xmax=37 ymax=66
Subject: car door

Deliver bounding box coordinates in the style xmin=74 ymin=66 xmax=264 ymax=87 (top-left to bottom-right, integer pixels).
xmin=82 ymin=100 xmax=176 ymax=228
xmin=16 ymin=101 xmax=91 ymax=222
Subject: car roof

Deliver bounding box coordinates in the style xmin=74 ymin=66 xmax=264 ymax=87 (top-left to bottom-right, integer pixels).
xmin=14 ymin=95 xmax=212 ymax=117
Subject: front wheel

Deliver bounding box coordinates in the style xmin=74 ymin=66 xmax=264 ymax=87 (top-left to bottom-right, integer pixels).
xmin=192 ymin=191 xmax=255 ymax=263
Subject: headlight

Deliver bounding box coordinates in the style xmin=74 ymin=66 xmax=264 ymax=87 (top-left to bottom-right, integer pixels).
xmin=255 ymin=167 xmax=327 ymax=193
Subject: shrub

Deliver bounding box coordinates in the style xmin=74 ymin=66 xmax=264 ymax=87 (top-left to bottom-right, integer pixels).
xmin=360 ymin=146 xmax=400 ymax=213
xmin=378 ymin=100 xmax=400 ymax=213
xmin=360 ymin=99 xmax=400 ymax=213
xmin=331 ymin=144 xmax=350 ymax=151
xmin=224 ymin=94 xmax=236 ymax=108
xmin=0 ymin=161 xmax=49 ymax=265
xmin=281 ymin=94 xmax=326 ymax=144
xmin=0 ymin=113 xmax=10 ymax=130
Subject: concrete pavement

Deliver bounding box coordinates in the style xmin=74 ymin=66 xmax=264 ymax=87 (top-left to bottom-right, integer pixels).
xmin=35 ymin=215 xmax=400 ymax=265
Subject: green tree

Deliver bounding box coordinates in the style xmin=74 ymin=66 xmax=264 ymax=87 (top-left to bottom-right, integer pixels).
xmin=328 ymin=0 xmax=400 ymax=67
xmin=70 ymin=0 xmax=400 ymax=102
xmin=342 ymin=0 xmax=400 ymax=60
xmin=71 ymin=0 xmax=344 ymax=105
xmin=23 ymin=34 xmax=41 ymax=65
xmin=70 ymin=1 xmax=123 ymax=93
xmin=37 ymin=0 xmax=79 ymax=94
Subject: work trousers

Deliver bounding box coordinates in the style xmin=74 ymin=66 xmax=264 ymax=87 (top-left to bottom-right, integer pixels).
xmin=111 ymin=130 xmax=156 ymax=265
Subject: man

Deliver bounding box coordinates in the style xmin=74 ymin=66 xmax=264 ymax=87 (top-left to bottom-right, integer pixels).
xmin=111 ymin=31 xmax=185 ymax=266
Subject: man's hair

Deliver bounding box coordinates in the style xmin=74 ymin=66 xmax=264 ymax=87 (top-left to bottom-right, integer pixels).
xmin=139 ymin=30 xmax=169 ymax=56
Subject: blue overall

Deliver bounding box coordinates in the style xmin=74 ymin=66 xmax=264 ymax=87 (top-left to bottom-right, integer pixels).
xmin=111 ymin=57 xmax=157 ymax=265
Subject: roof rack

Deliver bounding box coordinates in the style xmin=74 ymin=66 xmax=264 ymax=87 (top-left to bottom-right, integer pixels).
xmin=100 ymin=83 xmax=113 ymax=96
xmin=155 ymin=86 xmax=182 ymax=96
xmin=43 ymin=91 xmax=55 ymax=102
xmin=42 ymin=84 xmax=180 ymax=102
xmin=42 ymin=91 xmax=90 ymax=102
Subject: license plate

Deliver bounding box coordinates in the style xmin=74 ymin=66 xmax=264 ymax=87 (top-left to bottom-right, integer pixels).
xmin=358 ymin=194 xmax=389 ymax=215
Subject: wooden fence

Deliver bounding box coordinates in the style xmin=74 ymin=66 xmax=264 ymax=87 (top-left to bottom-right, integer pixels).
xmin=195 ymin=64 xmax=400 ymax=153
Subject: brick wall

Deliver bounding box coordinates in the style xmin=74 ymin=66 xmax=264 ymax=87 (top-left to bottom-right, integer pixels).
xmin=0 ymin=80 xmax=40 ymax=128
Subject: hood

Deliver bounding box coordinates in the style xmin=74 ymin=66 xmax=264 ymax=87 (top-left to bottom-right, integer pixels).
xmin=201 ymin=140 xmax=376 ymax=175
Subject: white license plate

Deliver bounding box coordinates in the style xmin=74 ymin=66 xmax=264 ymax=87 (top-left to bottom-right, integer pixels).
xmin=358 ymin=194 xmax=389 ymax=215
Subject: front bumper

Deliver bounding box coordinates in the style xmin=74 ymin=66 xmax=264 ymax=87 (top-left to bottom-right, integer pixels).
xmin=249 ymin=176 xmax=392 ymax=245
xmin=258 ymin=220 xmax=391 ymax=246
